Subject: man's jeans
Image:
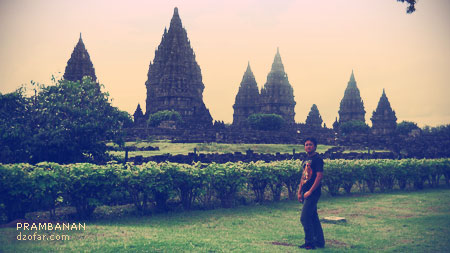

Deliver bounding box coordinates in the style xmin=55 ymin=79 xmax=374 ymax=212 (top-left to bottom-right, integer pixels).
xmin=300 ymin=189 xmax=325 ymax=246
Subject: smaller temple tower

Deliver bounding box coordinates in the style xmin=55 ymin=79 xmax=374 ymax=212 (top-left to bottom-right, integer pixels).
xmin=133 ymin=104 xmax=145 ymax=125
xmin=371 ymin=89 xmax=397 ymax=135
xmin=260 ymin=48 xmax=296 ymax=125
xmin=305 ymin=104 xmax=323 ymax=128
xmin=63 ymin=33 xmax=97 ymax=82
xmin=338 ymin=70 xmax=365 ymax=123
xmin=232 ymin=62 xmax=260 ymax=126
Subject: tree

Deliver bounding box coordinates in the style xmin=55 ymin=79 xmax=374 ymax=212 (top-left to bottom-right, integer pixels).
xmin=397 ymin=0 xmax=416 ymax=14
xmin=340 ymin=120 xmax=370 ymax=135
xmin=31 ymin=77 xmax=132 ymax=163
xmin=0 ymin=89 xmax=33 ymax=163
xmin=147 ymin=110 xmax=183 ymax=127
xmin=0 ymin=77 xmax=132 ymax=164
xmin=248 ymin=113 xmax=285 ymax=131
xmin=396 ymin=121 xmax=419 ymax=136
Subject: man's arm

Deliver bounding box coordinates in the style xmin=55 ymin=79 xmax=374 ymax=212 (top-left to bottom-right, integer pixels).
xmin=297 ymin=177 xmax=305 ymax=202
xmin=304 ymin=172 xmax=323 ymax=199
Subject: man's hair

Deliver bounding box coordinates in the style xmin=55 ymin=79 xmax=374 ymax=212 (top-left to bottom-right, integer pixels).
xmin=304 ymin=137 xmax=318 ymax=147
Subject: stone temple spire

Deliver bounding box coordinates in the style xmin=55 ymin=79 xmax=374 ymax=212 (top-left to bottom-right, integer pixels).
xmin=233 ymin=62 xmax=260 ymax=126
xmin=371 ymin=89 xmax=397 ymax=135
xmin=271 ymin=47 xmax=285 ymax=73
xmin=145 ymin=7 xmax=212 ymax=129
xmin=260 ymin=48 xmax=296 ymax=125
xmin=305 ymin=104 xmax=323 ymax=128
xmin=63 ymin=33 xmax=97 ymax=82
xmin=338 ymin=70 xmax=365 ymax=123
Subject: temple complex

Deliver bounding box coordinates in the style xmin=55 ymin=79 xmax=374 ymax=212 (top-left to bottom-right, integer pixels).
xmin=144 ymin=7 xmax=213 ymax=129
xmin=63 ymin=33 xmax=97 ymax=82
xmin=371 ymin=89 xmax=397 ymax=135
xmin=305 ymin=104 xmax=323 ymax=128
xmin=338 ymin=70 xmax=365 ymax=123
xmin=259 ymin=49 xmax=296 ymax=125
xmin=57 ymin=8 xmax=406 ymax=146
xmin=232 ymin=63 xmax=260 ymax=126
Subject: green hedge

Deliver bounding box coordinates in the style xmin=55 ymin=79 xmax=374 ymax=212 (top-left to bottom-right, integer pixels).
xmin=0 ymin=159 xmax=449 ymax=222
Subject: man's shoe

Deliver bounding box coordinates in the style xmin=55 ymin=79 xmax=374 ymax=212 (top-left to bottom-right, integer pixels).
xmin=298 ymin=243 xmax=307 ymax=248
xmin=305 ymin=244 xmax=316 ymax=250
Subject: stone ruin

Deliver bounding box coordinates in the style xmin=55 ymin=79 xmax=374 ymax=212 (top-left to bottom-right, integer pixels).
xmin=143 ymin=7 xmax=213 ymax=130
xmin=371 ymin=89 xmax=397 ymax=135
xmin=338 ymin=70 xmax=365 ymax=124
xmin=60 ymin=7 xmax=406 ymax=148
xmin=63 ymin=33 xmax=97 ymax=83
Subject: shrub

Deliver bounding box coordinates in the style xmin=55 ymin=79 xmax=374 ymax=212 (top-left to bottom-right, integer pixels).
xmin=0 ymin=164 xmax=35 ymax=222
xmin=62 ymin=163 xmax=111 ymax=219
xmin=248 ymin=113 xmax=285 ymax=131
xmin=147 ymin=110 xmax=183 ymax=127
xmin=322 ymin=160 xmax=343 ymax=196
xmin=171 ymin=162 xmax=205 ymax=210
xmin=340 ymin=120 xmax=370 ymax=135
xmin=245 ymin=161 xmax=272 ymax=203
xmin=207 ymin=162 xmax=246 ymax=208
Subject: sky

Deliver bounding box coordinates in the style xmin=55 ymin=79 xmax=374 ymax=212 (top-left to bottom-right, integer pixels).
xmin=0 ymin=0 xmax=449 ymax=127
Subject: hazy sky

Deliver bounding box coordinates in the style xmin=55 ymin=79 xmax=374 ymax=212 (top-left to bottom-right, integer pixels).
xmin=1 ymin=0 xmax=449 ymax=127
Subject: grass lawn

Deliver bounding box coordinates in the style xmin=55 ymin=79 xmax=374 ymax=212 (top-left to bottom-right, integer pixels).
xmin=109 ymin=140 xmax=334 ymax=158
xmin=1 ymin=187 xmax=449 ymax=252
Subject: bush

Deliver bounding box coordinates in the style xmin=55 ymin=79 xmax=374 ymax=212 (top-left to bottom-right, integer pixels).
xmin=322 ymin=160 xmax=343 ymax=196
xmin=248 ymin=113 xmax=285 ymax=131
xmin=171 ymin=162 xmax=205 ymax=210
xmin=62 ymin=163 xmax=112 ymax=219
xmin=207 ymin=162 xmax=246 ymax=208
xmin=245 ymin=161 xmax=271 ymax=203
xmin=1 ymin=158 xmax=448 ymax=222
xmin=0 ymin=164 xmax=36 ymax=222
xmin=340 ymin=120 xmax=370 ymax=135
xmin=147 ymin=110 xmax=183 ymax=127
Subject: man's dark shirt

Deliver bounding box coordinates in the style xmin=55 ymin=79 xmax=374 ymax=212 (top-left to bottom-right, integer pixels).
xmin=301 ymin=153 xmax=324 ymax=194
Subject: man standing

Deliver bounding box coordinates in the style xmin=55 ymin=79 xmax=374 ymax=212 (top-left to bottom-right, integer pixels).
xmin=298 ymin=137 xmax=325 ymax=250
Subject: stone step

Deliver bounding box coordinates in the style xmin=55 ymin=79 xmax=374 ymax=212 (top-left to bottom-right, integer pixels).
xmin=321 ymin=216 xmax=346 ymax=223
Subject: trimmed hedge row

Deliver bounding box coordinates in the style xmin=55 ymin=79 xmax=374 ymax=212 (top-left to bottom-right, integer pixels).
xmin=1 ymin=159 xmax=449 ymax=222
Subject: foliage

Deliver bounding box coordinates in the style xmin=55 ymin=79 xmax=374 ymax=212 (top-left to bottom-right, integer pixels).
xmin=206 ymin=162 xmax=247 ymax=208
xmin=0 ymin=164 xmax=35 ymax=221
xmin=31 ymin=77 xmax=132 ymax=163
xmin=0 ymin=77 xmax=132 ymax=164
xmin=396 ymin=121 xmax=419 ymax=136
xmin=0 ymin=89 xmax=33 ymax=163
xmin=171 ymin=162 xmax=205 ymax=210
xmin=62 ymin=163 xmax=113 ymax=219
xmin=397 ymin=0 xmax=416 ymax=14
xmin=147 ymin=110 xmax=183 ymax=127
xmin=339 ymin=120 xmax=370 ymax=135
xmin=247 ymin=113 xmax=285 ymax=131
xmin=245 ymin=161 xmax=271 ymax=203
xmin=0 ymin=158 xmax=449 ymax=222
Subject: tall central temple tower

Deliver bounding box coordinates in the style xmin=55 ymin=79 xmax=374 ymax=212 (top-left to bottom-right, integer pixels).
xmin=145 ymin=7 xmax=213 ymax=128
xmin=338 ymin=70 xmax=366 ymax=123
xmin=260 ymin=49 xmax=296 ymax=125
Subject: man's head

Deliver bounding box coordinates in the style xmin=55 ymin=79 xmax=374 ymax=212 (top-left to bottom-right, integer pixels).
xmin=304 ymin=137 xmax=317 ymax=154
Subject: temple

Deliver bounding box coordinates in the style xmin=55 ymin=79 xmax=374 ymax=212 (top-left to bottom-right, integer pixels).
xmin=305 ymin=104 xmax=323 ymax=128
xmin=338 ymin=70 xmax=365 ymax=123
xmin=144 ymin=7 xmax=213 ymax=129
xmin=63 ymin=33 xmax=97 ymax=82
xmin=371 ymin=89 xmax=397 ymax=135
xmin=232 ymin=62 xmax=260 ymax=126
xmin=259 ymin=48 xmax=296 ymax=125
